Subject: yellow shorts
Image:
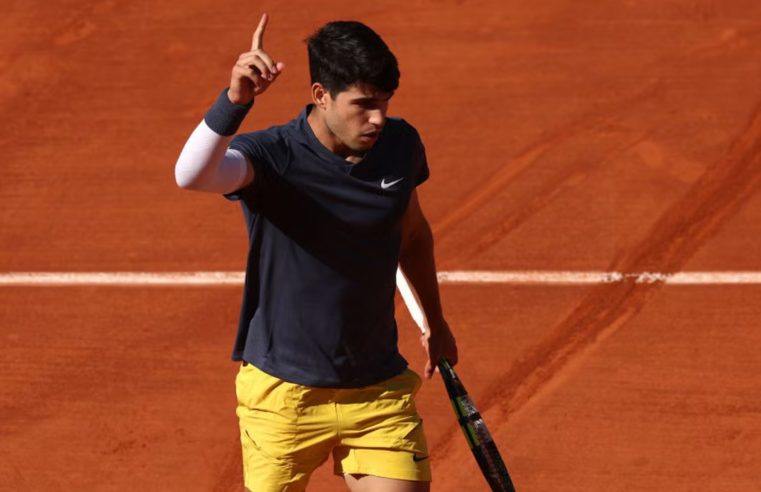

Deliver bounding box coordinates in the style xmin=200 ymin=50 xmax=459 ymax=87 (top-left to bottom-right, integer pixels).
xmin=235 ymin=363 xmax=430 ymax=492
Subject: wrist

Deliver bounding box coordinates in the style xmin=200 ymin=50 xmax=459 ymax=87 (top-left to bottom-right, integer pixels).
xmin=203 ymin=87 xmax=254 ymax=136
xmin=226 ymin=88 xmax=254 ymax=106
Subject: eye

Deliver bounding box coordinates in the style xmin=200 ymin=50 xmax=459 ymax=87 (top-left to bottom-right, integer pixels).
xmin=357 ymin=100 xmax=376 ymax=109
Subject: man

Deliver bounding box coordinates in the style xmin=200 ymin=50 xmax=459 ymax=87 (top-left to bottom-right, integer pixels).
xmin=175 ymin=14 xmax=457 ymax=492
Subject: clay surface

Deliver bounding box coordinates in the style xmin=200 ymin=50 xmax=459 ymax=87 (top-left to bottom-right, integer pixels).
xmin=2 ymin=1 xmax=761 ymax=490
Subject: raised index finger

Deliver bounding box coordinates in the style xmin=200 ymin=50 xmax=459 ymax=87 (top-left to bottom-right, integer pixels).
xmin=251 ymin=13 xmax=268 ymax=50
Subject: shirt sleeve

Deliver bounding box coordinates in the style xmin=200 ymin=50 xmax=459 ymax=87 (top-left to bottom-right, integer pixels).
xmin=412 ymin=129 xmax=430 ymax=187
xmin=224 ymin=132 xmax=266 ymax=201
xmin=223 ymin=134 xmax=257 ymax=201
xmin=223 ymin=131 xmax=282 ymax=201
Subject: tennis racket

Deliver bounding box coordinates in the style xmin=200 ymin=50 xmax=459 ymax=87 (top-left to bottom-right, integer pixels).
xmin=396 ymin=268 xmax=516 ymax=492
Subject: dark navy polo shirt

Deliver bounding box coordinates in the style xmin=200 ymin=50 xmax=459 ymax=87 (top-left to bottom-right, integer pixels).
xmin=225 ymin=105 xmax=429 ymax=388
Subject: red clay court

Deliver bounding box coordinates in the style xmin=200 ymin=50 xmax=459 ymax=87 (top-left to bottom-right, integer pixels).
xmin=2 ymin=1 xmax=761 ymax=490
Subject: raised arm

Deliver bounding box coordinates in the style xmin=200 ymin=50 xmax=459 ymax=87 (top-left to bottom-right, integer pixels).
xmin=175 ymin=13 xmax=285 ymax=193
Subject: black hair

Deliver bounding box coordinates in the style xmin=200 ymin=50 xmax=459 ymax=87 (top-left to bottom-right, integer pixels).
xmin=306 ymin=21 xmax=400 ymax=96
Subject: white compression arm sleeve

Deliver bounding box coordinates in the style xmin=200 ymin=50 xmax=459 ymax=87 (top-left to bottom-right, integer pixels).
xmin=174 ymin=119 xmax=250 ymax=194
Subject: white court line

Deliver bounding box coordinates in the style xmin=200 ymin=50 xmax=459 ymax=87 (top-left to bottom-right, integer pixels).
xmin=0 ymin=272 xmax=245 ymax=286
xmin=2 ymin=271 xmax=761 ymax=286
xmin=437 ymin=271 xmax=761 ymax=284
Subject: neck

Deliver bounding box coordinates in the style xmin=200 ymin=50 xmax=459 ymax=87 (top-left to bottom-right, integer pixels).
xmin=307 ymin=107 xmax=364 ymax=163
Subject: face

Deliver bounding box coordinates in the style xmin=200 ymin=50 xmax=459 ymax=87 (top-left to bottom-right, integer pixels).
xmin=316 ymin=83 xmax=393 ymax=156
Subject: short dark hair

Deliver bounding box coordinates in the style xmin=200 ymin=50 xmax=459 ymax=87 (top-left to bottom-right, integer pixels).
xmin=306 ymin=21 xmax=400 ymax=97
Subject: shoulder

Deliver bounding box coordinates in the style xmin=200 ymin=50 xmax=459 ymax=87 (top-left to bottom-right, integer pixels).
xmin=231 ymin=122 xmax=290 ymax=151
xmin=230 ymin=121 xmax=296 ymax=175
xmin=383 ymin=116 xmax=423 ymax=142
xmin=382 ymin=117 xmax=429 ymax=185
xmin=382 ymin=116 xmax=427 ymax=161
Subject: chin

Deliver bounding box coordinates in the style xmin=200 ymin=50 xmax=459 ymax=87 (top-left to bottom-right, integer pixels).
xmin=355 ymin=136 xmax=378 ymax=151
xmin=355 ymin=142 xmax=375 ymax=152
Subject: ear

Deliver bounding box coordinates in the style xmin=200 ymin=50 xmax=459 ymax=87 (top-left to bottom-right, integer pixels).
xmin=311 ymin=83 xmax=330 ymax=110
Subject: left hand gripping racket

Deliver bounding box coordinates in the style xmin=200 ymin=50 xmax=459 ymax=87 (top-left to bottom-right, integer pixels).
xmin=396 ymin=268 xmax=517 ymax=492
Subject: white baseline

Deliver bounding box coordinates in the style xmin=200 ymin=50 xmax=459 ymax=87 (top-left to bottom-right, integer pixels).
xmin=2 ymin=271 xmax=761 ymax=286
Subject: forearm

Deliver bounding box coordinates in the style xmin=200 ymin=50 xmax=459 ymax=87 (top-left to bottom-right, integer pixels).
xmin=175 ymin=89 xmax=254 ymax=193
xmin=399 ymin=220 xmax=445 ymax=329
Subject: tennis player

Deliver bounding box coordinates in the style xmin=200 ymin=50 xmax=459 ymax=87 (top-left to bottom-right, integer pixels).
xmin=175 ymin=15 xmax=457 ymax=492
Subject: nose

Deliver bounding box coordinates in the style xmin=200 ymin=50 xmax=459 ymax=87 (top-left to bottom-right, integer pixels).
xmin=368 ymin=109 xmax=385 ymax=128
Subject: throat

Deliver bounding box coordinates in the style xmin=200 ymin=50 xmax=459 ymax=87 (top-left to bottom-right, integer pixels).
xmin=307 ymin=108 xmax=366 ymax=164
xmin=345 ymin=153 xmax=365 ymax=165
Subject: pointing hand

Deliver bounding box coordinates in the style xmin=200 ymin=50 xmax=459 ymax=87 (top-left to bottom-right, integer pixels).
xmin=228 ymin=13 xmax=286 ymax=104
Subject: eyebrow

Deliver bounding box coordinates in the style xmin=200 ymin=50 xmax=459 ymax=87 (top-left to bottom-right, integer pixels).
xmin=350 ymin=93 xmax=394 ymax=103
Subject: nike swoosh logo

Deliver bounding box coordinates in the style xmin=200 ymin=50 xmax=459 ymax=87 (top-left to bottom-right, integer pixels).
xmin=412 ymin=455 xmax=429 ymax=462
xmin=381 ymin=177 xmax=404 ymax=189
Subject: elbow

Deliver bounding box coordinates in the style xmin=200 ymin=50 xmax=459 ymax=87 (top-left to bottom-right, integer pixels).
xmin=174 ymin=170 xmax=193 ymax=190
xmin=174 ymin=159 xmax=201 ymax=190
